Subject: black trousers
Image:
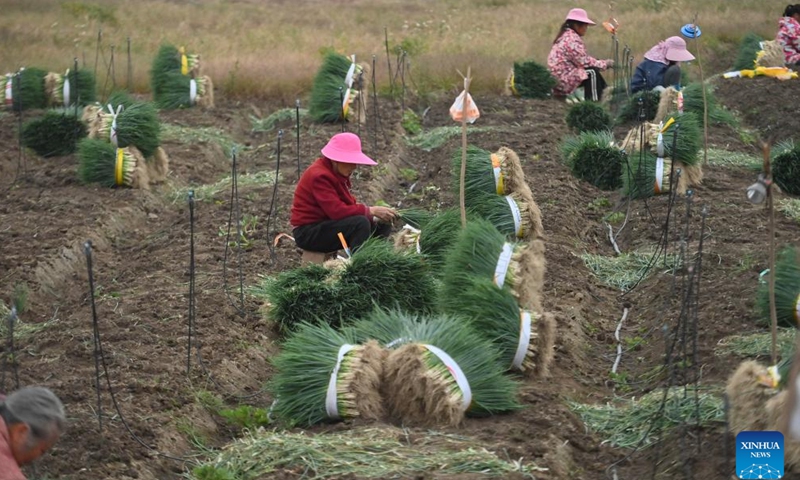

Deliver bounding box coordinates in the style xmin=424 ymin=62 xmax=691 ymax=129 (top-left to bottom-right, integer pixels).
xmin=581 ymin=67 xmax=607 ymax=102
xmin=293 ymin=216 xmax=391 ymax=254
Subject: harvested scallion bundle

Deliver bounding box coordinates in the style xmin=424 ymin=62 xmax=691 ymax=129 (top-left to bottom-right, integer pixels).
xmin=648 ymin=112 xmax=702 ymax=165
xmin=772 ymin=140 xmax=800 ymax=196
xmin=468 ymin=191 xmax=533 ymax=240
xmin=353 ymin=309 xmax=520 ymax=426
xmin=561 ymin=130 xmax=625 ymax=191
xmin=77 ymin=139 xmax=149 ymax=189
xmin=22 ymin=109 xmax=87 ymax=157
xmin=49 ymin=69 xmax=96 ymax=107
xmin=309 ymin=51 xmax=362 ymax=123
xmin=757 ymin=245 xmax=800 ymax=328
xmin=269 ymin=322 xmax=386 ymax=427
xmin=439 ymin=275 xmax=555 ymax=376
xmin=11 ymin=67 xmax=48 ymax=111
xmin=566 ymin=101 xmax=612 ymax=134
xmin=621 ymin=151 xmax=673 ymax=199
xmin=155 ymin=72 xmax=211 ymax=110
xmin=96 ymin=102 xmax=161 ymax=157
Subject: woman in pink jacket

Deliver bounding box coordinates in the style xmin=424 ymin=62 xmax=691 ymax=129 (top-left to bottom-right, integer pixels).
xmin=778 ymin=4 xmax=800 ymax=66
xmin=547 ymin=8 xmax=614 ymax=102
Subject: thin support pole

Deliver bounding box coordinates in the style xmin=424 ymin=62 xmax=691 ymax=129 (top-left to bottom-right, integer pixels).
xmin=459 ymin=67 xmax=471 ymax=228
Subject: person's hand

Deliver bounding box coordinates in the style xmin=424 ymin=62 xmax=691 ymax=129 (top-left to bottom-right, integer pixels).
xmin=369 ymin=206 xmax=397 ymax=223
xmin=605 ymin=59 xmax=615 ymax=68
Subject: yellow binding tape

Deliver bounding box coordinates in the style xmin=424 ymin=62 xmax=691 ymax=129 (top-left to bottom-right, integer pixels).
xmin=661 ymin=116 xmax=675 ymax=133
xmin=490 ymin=153 xmax=505 ymax=194
xmin=115 ymin=148 xmax=125 ymax=186
xmin=180 ymin=46 xmax=188 ymax=75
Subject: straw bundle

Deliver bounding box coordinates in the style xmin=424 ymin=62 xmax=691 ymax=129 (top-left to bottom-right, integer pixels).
xmin=510 ymin=60 xmax=556 ymax=99
xmin=22 ymin=109 xmax=87 ymax=157
xmin=654 ymin=87 xmax=679 ymax=124
xmin=269 ymin=322 xmax=386 ymax=427
xmin=96 ymin=102 xmax=161 ymax=157
xmin=48 ymin=69 xmax=96 ymax=107
xmin=149 ymin=147 xmax=170 ymax=183
xmin=438 ymin=275 xmax=554 ymax=376
xmin=195 ymin=75 xmax=215 ymax=109
xmin=560 ymin=130 xmax=625 ymax=190
xmin=566 ymin=101 xmax=612 ymax=134
xmin=11 ymin=67 xmax=48 ymax=111
xmin=353 ymin=309 xmax=520 ymax=427
xmin=77 ymin=139 xmax=149 ymax=189
xmin=756 ymin=245 xmax=800 ymax=328
xmin=772 ymin=140 xmax=800 ymax=196
xmin=673 ymin=160 xmax=702 ymax=194
xmin=309 ymin=51 xmax=364 ymax=123
xmin=82 ymin=104 xmax=103 ymax=137
xmin=725 ymin=360 xmax=777 ymax=434
xmin=756 ymin=40 xmax=786 ymax=68
xmin=621 ymin=152 xmax=673 ymax=199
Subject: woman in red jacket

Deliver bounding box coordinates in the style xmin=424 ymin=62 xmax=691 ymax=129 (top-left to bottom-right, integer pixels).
xmin=291 ymin=132 xmax=396 ymax=254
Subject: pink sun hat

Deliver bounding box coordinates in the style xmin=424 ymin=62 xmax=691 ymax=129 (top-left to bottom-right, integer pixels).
xmin=664 ymin=36 xmax=695 ymax=62
xmin=565 ymin=8 xmax=596 ymax=25
xmin=321 ymin=132 xmax=377 ymax=166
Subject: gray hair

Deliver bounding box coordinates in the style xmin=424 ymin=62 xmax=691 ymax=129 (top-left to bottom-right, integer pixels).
xmin=1 ymin=387 xmax=66 ymax=442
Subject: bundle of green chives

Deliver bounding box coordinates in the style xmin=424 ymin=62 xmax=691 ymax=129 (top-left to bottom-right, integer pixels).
xmin=269 ymin=322 xmax=386 ymax=427
xmin=560 ymin=130 xmax=625 ymax=191
xmin=22 ymin=108 xmax=87 ymax=157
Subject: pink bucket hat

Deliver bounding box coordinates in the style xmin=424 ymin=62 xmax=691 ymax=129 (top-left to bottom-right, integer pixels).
xmin=321 ymin=132 xmax=377 ymax=166
xmin=565 ymin=8 xmax=596 ymax=25
xmin=664 ymin=36 xmax=695 ymax=62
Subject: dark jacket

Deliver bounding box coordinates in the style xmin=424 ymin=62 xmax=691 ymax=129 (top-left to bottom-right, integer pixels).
xmin=290 ymin=157 xmax=370 ymax=228
xmin=630 ymin=59 xmax=681 ymax=93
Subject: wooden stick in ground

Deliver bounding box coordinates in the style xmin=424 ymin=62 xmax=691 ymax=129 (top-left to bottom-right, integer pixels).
xmin=459 ymin=67 xmax=471 ymax=228
xmin=765 ymin=142 xmax=778 ymax=365
xmin=689 ymin=19 xmax=709 ymax=165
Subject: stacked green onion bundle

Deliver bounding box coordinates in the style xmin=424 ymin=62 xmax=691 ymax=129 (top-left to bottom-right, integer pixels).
xmin=309 ymin=51 xmax=365 ymax=124
xmin=566 ymin=101 xmax=612 ymax=134
xmin=45 ymin=69 xmax=96 ymax=107
xmin=621 ymin=151 xmax=673 ymax=199
xmin=771 ymin=140 xmax=800 ymax=196
xmin=757 ymin=245 xmax=800 ymax=328
xmin=77 ymin=138 xmax=149 ymax=189
xmin=8 ymin=67 xmax=48 ymax=111
xmin=508 ymin=60 xmax=556 ymax=99
xmin=22 ymin=108 xmax=87 ymax=157
xmin=269 ymin=322 xmax=386 ymax=427
xmin=353 ymin=309 xmax=520 ymax=427
xmin=439 ymin=275 xmax=555 ymax=376
xmin=560 ymin=130 xmax=625 ymax=191
xmin=155 ymin=72 xmax=213 ymax=109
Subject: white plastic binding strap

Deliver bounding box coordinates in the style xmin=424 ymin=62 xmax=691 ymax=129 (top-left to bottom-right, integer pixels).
xmin=325 ymin=344 xmax=355 ymax=420
xmin=63 ymin=77 xmax=70 ymax=107
xmin=656 ymin=132 xmax=665 ymax=157
xmin=385 ymin=337 xmax=409 ymax=349
xmin=345 ymin=54 xmax=357 ymax=88
xmin=511 ymin=310 xmax=533 ymax=370
xmin=490 ymin=153 xmax=503 ymax=194
xmin=654 ymin=157 xmax=665 ymax=194
xmin=493 ymin=242 xmax=514 ymax=287
xmin=505 ymin=195 xmax=523 ymax=238
xmin=795 ymin=292 xmax=800 ymax=323
xmin=189 ymin=79 xmax=198 ymax=105
xmin=107 ymin=104 xmax=123 ymax=147
xmin=4 ymin=75 xmax=11 ymax=104
xmin=423 ymin=344 xmax=472 ymax=411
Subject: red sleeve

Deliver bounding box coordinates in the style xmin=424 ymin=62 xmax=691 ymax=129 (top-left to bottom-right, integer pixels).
xmin=311 ymin=176 xmax=370 ymax=221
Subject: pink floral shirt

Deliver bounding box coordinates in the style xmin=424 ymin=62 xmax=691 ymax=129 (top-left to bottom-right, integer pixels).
xmin=778 ymin=16 xmax=800 ymax=64
xmin=547 ymin=28 xmax=608 ymax=96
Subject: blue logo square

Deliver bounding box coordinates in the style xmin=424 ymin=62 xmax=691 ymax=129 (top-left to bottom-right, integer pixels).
xmin=736 ymin=431 xmax=784 ymax=479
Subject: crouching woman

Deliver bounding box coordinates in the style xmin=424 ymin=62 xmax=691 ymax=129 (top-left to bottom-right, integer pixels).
xmin=291 ymin=132 xmax=397 ymax=255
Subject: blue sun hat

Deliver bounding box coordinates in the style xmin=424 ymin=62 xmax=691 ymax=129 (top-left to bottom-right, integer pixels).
xmin=681 ymin=24 xmax=701 ymax=38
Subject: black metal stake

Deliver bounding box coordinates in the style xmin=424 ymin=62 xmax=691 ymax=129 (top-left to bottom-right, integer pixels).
xmin=295 ymin=99 xmax=301 ymax=178
xmin=384 ymin=27 xmax=393 ymax=94
xmin=93 ymin=29 xmax=102 ymax=80
xmin=187 ymin=190 xmax=195 ymax=374
xmin=400 ymin=51 xmax=407 ymax=113
xmin=84 ymin=240 xmax=103 ymax=431
xmin=110 ymin=45 xmax=116 ymax=90
xmin=266 ymin=131 xmax=284 ymax=263
xmin=371 ymin=55 xmax=379 ymax=153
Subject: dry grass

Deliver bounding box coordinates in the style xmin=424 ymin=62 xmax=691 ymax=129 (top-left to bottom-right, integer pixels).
xmin=0 ymin=0 xmax=776 ymax=101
